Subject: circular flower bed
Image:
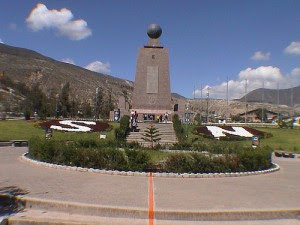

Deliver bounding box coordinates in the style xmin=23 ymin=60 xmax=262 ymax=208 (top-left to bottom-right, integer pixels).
xmin=195 ymin=126 xmax=269 ymax=140
xmin=40 ymin=120 xmax=110 ymax=132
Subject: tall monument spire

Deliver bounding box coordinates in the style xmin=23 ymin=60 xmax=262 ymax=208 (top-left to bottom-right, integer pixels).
xmin=131 ymin=24 xmax=172 ymax=117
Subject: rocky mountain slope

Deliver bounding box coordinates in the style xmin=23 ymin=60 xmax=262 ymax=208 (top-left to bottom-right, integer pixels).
xmin=188 ymin=98 xmax=299 ymax=118
xmin=0 ymin=43 xmax=134 ymax=103
xmin=239 ymin=86 xmax=300 ymax=106
xmin=0 ymin=43 xmax=298 ymax=117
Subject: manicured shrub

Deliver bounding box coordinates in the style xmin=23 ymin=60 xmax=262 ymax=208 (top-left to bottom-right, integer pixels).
xmin=164 ymin=153 xmax=194 ymax=173
xmin=76 ymin=139 xmax=98 ymax=148
xmin=28 ymin=137 xmax=273 ymax=173
xmin=172 ymin=114 xmax=185 ymax=142
xmin=115 ymin=115 xmax=130 ymax=142
xmin=125 ymin=141 xmax=142 ymax=149
xmin=237 ymin=146 xmax=272 ymax=171
xmin=163 ymin=146 xmax=272 ymax=173
xmin=170 ymin=142 xmax=192 ymax=150
xmin=125 ymin=149 xmax=153 ymax=172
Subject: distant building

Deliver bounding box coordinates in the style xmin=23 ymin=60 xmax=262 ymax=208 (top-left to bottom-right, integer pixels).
xmin=239 ymin=108 xmax=277 ymax=122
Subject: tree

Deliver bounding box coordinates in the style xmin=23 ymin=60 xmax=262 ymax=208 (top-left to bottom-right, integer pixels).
xmin=101 ymin=88 xmax=115 ymax=119
xmin=254 ymin=108 xmax=267 ymax=122
xmin=28 ymin=83 xmax=45 ymax=113
xmin=231 ymin=114 xmax=243 ymax=122
xmin=70 ymin=98 xmax=79 ymax=118
xmin=59 ymin=82 xmax=71 ymax=117
xmin=194 ymin=113 xmax=202 ymax=126
xmin=81 ymin=101 xmax=92 ymax=118
xmin=95 ymin=87 xmax=104 ymax=119
xmin=142 ymin=124 xmax=161 ymax=148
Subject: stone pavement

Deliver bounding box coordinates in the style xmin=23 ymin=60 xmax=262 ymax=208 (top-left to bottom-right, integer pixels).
xmin=0 ymin=147 xmax=299 ymax=224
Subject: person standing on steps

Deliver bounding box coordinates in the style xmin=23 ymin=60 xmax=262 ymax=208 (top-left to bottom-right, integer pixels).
xmin=164 ymin=112 xmax=169 ymax=123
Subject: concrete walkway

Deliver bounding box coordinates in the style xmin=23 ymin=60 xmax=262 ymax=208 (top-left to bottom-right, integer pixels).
xmin=0 ymin=147 xmax=299 ymax=224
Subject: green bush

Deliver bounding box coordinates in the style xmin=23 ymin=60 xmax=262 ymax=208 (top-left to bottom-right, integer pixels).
xmin=28 ymin=137 xmax=155 ymax=172
xmin=164 ymin=153 xmax=194 ymax=173
xmin=237 ymin=146 xmax=272 ymax=171
xmin=172 ymin=114 xmax=185 ymax=142
xmin=125 ymin=149 xmax=153 ymax=172
xmin=28 ymin=137 xmax=273 ymax=173
xmin=125 ymin=141 xmax=142 ymax=149
xmin=75 ymin=139 xmax=120 ymax=149
xmin=170 ymin=142 xmax=192 ymax=150
xmin=164 ymin=146 xmax=272 ymax=173
xmin=115 ymin=115 xmax=130 ymax=142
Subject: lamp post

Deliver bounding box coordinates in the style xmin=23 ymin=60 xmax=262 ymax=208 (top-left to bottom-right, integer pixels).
xmin=55 ymin=94 xmax=59 ymax=119
xmin=206 ymin=87 xmax=210 ymax=123
xmin=95 ymin=87 xmax=99 ymax=119
xmin=185 ymin=103 xmax=189 ymax=139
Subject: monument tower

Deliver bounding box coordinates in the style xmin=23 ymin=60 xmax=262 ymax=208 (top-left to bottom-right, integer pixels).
xmin=131 ymin=24 xmax=172 ymax=117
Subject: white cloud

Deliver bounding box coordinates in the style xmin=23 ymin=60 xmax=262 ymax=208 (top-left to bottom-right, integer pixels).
xmin=194 ymin=66 xmax=300 ymax=99
xmin=0 ymin=38 xmax=3 ymax=44
xmin=61 ymin=58 xmax=75 ymax=65
xmin=85 ymin=61 xmax=111 ymax=74
xmin=284 ymin=42 xmax=300 ymax=55
xmin=26 ymin=3 xmax=92 ymax=40
xmin=250 ymin=51 xmax=271 ymax=61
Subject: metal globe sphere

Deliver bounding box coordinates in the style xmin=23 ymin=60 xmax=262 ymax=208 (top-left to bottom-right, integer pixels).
xmin=147 ymin=24 xmax=162 ymax=39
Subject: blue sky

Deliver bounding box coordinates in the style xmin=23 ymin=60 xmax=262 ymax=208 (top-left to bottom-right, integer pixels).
xmin=0 ymin=0 xmax=299 ymax=99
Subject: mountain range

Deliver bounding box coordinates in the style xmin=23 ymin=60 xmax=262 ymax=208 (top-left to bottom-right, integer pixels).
xmin=0 ymin=43 xmax=299 ymax=114
xmin=239 ymin=86 xmax=300 ymax=107
xmin=0 ymin=43 xmax=133 ymax=103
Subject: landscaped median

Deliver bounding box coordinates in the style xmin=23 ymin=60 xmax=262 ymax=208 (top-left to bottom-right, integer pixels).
xmin=25 ymin=137 xmax=280 ymax=177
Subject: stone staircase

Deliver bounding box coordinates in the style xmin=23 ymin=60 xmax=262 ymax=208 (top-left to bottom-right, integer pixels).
xmin=126 ymin=122 xmax=178 ymax=147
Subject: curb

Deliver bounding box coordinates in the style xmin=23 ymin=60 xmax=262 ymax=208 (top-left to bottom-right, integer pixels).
xmin=20 ymin=153 xmax=280 ymax=178
xmin=8 ymin=196 xmax=300 ymax=221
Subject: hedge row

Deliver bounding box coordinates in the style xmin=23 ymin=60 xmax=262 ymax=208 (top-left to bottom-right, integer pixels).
xmin=164 ymin=146 xmax=272 ymax=173
xmin=28 ymin=137 xmax=152 ymax=172
xmin=114 ymin=115 xmax=130 ymax=142
xmin=171 ymin=141 xmax=243 ymax=154
xmin=172 ymin=114 xmax=185 ymax=142
xmin=29 ymin=137 xmax=273 ymax=173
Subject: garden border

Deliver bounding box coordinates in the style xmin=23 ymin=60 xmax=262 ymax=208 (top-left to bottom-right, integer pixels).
xmin=20 ymin=153 xmax=280 ymax=178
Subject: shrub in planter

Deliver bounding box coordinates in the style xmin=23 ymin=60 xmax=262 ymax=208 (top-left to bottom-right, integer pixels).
xmin=237 ymin=146 xmax=272 ymax=171
xmin=24 ymin=110 xmax=31 ymax=120
xmin=172 ymin=114 xmax=185 ymax=142
xmin=164 ymin=153 xmax=194 ymax=173
xmin=125 ymin=149 xmax=153 ymax=172
xmin=170 ymin=142 xmax=192 ymax=150
xmin=93 ymin=148 xmax=128 ymax=170
xmin=76 ymin=139 xmax=99 ymax=148
xmin=125 ymin=141 xmax=142 ymax=149
xmin=115 ymin=115 xmax=130 ymax=142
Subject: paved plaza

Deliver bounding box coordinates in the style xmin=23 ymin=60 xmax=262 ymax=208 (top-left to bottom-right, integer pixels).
xmin=0 ymin=147 xmax=299 ymax=224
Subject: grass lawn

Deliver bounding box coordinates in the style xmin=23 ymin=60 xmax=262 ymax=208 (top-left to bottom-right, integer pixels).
xmin=258 ymin=127 xmax=300 ymax=152
xmin=188 ymin=125 xmax=300 ymax=153
xmin=1 ymin=120 xmax=300 ymax=153
xmin=0 ymin=120 xmax=118 ymax=141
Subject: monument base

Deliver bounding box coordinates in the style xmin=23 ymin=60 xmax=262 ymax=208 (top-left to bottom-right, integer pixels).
xmin=131 ymin=109 xmax=173 ymax=115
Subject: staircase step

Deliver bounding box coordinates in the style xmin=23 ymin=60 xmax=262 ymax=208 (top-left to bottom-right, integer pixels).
xmin=126 ymin=122 xmax=178 ymax=146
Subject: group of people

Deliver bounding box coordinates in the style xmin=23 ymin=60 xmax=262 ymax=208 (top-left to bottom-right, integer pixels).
xmin=130 ymin=111 xmax=170 ymax=131
xmin=142 ymin=112 xmax=169 ymax=123
xmin=155 ymin=112 xmax=169 ymax=123
xmin=130 ymin=111 xmax=138 ymax=131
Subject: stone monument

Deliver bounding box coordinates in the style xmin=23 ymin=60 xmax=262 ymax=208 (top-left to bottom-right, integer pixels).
xmin=131 ymin=24 xmax=172 ymax=118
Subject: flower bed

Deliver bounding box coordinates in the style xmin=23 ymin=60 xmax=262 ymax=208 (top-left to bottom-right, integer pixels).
xmin=40 ymin=120 xmax=110 ymax=132
xmin=195 ymin=126 xmax=269 ymax=139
